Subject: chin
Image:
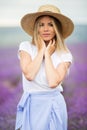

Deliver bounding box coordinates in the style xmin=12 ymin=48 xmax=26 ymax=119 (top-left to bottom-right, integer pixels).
xmin=44 ymin=38 xmax=51 ymax=42
xmin=44 ymin=40 xmax=50 ymax=43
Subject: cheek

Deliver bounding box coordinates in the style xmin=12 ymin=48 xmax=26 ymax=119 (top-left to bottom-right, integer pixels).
xmin=52 ymin=31 xmax=56 ymax=37
xmin=51 ymin=28 xmax=55 ymax=35
xmin=38 ymin=31 xmax=44 ymax=39
xmin=38 ymin=29 xmax=42 ymax=35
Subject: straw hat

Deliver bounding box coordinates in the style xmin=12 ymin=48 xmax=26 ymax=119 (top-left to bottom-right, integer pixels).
xmin=21 ymin=4 xmax=74 ymax=38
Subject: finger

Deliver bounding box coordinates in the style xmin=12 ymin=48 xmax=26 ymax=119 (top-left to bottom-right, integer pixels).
xmin=38 ymin=36 xmax=45 ymax=45
xmin=52 ymin=39 xmax=56 ymax=45
xmin=47 ymin=40 xmax=52 ymax=47
xmin=49 ymin=40 xmax=52 ymax=45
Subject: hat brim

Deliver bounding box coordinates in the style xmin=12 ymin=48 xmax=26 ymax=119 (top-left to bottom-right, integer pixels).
xmin=21 ymin=12 xmax=74 ymax=38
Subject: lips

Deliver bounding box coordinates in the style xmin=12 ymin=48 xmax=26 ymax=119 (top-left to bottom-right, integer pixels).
xmin=42 ymin=34 xmax=50 ymax=37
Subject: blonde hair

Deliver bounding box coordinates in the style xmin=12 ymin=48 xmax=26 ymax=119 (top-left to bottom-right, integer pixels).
xmin=32 ymin=18 xmax=41 ymax=50
xmin=32 ymin=16 xmax=70 ymax=53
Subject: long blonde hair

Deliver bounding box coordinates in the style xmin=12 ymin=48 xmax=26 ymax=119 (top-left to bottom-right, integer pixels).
xmin=32 ymin=16 xmax=70 ymax=53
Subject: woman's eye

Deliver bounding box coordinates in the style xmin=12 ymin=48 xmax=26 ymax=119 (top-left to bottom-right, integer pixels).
xmin=49 ymin=23 xmax=53 ymax=26
xmin=39 ymin=23 xmax=44 ymax=27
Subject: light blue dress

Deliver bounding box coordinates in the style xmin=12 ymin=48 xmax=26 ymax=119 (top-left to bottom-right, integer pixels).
xmin=15 ymin=91 xmax=68 ymax=130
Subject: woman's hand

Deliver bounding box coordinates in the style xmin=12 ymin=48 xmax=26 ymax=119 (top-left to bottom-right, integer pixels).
xmin=45 ymin=39 xmax=56 ymax=56
xmin=38 ymin=36 xmax=46 ymax=54
xmin=38 ymin=36 xmax=56 ymax=57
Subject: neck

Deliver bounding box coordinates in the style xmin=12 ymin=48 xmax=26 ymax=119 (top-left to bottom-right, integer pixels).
xmin=44 ymin=40 xmax=50 ymax=46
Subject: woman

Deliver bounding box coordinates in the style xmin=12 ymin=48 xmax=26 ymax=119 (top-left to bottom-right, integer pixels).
xmin=15 ymin=4 xmax=74 ymax=130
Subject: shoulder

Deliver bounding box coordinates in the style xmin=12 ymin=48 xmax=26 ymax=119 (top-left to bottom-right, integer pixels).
xmin=19 ymin=41 xmax=36 ymax=54
xmin=52 ymin=51 xmax=73 ymax=64
xmin=60 ymin=52 xmax=73 ymax=63
xmin=19 ymin=41 xmax=32 ymax=48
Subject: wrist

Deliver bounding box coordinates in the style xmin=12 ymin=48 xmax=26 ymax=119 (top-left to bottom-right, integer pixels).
xmin=38 ymin=49 xmax=45 ymax=58
xmin=45 ymin=51 xmax=50 ymax=58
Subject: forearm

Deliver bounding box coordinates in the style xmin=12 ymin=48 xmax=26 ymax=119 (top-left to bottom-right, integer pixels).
xmin=45 ymin=52 xmax=59 ymax=88
xmin=45 ymin=51 xmax=71 ymax=88
xmin=21 ymin=50 xmax=44 ymax=80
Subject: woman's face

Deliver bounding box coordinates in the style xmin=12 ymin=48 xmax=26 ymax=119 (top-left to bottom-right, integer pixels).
xmin=38 ymin=16 xmax=56 ymax=43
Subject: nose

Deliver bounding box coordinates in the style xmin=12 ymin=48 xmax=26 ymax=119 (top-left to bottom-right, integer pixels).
xmin=44 ymin=25 xmax=49 ymax=31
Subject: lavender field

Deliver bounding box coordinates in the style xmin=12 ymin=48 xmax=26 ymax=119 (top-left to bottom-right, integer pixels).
xmin=0 ymin=25 xmax=87 ymax=130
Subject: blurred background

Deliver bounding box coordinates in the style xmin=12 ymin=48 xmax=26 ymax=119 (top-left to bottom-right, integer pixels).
xmin=0 ymin=0 xmax=87 ymax=130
